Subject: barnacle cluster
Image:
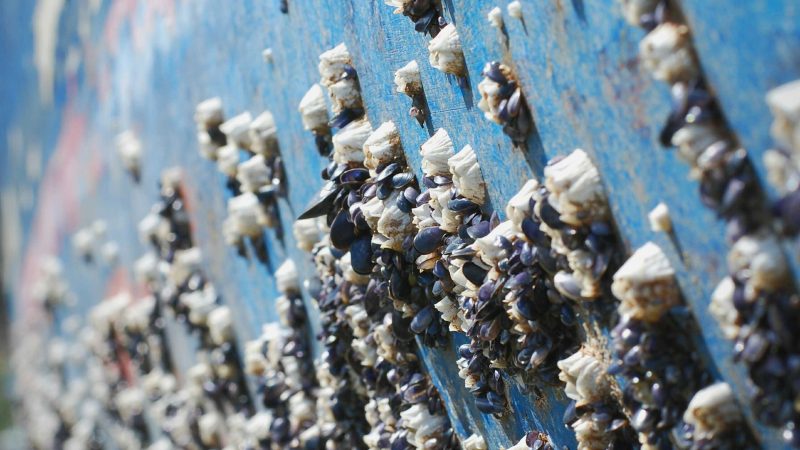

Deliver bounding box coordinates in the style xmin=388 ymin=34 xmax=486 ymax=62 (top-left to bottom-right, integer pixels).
xmin=477 ymin=62 xmax=533 ymax=144
xmin=384 ymin=0 xmax=444 ymax=37
xmin=72 ymin=220 xmax=118 ymax=265
xmin=609 ymin=242 xmax=755 ymax=448
xmin=624 ymin=0 xmax=800 ymax=442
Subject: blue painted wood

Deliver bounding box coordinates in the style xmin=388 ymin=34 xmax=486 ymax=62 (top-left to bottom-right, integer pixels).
xmin=2 ymin=0 xmax=798 ymax=448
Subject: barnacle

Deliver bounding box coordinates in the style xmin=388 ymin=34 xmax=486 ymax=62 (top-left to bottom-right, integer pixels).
xmin=319 ymin=43 xmax=362 ymax=114
xmin=683 ymin=383 xmax=745 ymax=443
xmin=385 ymin=0 xmax=443 ymax=36
xmin=728 ymin=232 xmax=789 ymax=296
xmin=487 ymin=7 xmax=503 ymax=29
xmin=647 ymin=202 xmax=672 ymax=232
xmin=612 ymin=242 xmax=679 ymax=322
xmin=421 ymin=129 xmax=455 ymax=176
xmin=394 ymin=60 xmax=422 ymax=97
xmin=639 ymin=23 xmax=698 ymax=84
xmin=249 ymin=110 xmax=279 ymax=157
xmin=507 ymin=1 xmax=523 ymax=19
xmin=766 ymin=79 xmax=800 ymax=154
xmin=333 ymin=118 xmax=373 ymax=164
xmin=115 ymin=130 xmax=142 ymax=182
xmin=428 ymin=24 xmax=466 ymax=76
xmin=293 ymin=217 xmax=323 ymax=252
xmin=449 ymin=145 xmax=487 ymax=204
xmin=220 ymin=112 xmax=253 ymax=150
xmin=236 ymin=154 xmax=271 ymax=193
xmin=216 ymin=144 xmax=240 ymax=177
xmin=544 ymin=149 xmax=608 ymax=227
xmin=363 ymin=121 xmax=402 ymax=170
xmin=207 ymin=306 xmax=233 ymax=345
xmin=618 ymin=0 xmax=660 ymax=27
xmin=299 ymin=84 xmax=330 ymax=134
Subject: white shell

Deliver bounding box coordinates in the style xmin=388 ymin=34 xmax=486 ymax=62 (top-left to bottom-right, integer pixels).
xmin=249 ymin=111 xmax=279 ymax=156
xmin=766 ymin=79 xmax=800 ymax=154
xmin=276 ymin=260 xmax=300 ymax=294
xmin=449 ymin=144 xmax=487 ymax=204
xmin=420 ymin=128 xmax=455 ymax=176
xmin=208 ymin=306 xmax=233 ymax=345
xmin=362 ymin=195 xmax=386 ymax=231
xmin=728 ymin=232 xmax=789 ymax=294
xmin=639 ymin=23 xmax=697 ymax=84
xmin=318 ymin=43 xmax=352 ymax=87
xmin=236 ymin=154 xmax=271 ymax=193
xmin=506 ymin=436 xmax=531 ymax=450
xmin=428 ymin=24 xmax=466 ymax=76
xmin=462 ymin=433 xmax=487 ymax=450
xmin=399 ymin=404 xmax=447 ymax=449
xmin=262 ymin=48 xmax=273 ymax=62
xmin=377 ymin=197 xmax=415 ymax=249
xmin=557 ymin=348 xmax=609 ymax=406
xmin=612 ymin=242 xmax=679 ymax=322
xmin=648 ymin=202 xmax=672 ymax=233
xmin=763 ymin=149 xmax=800 ymax=195
xmin=216 ymin=144 xmax=240 ymax=177
xmin=618 ymin=0 xmax=659 ymax=26
xmin=384 ymin=0 xmax=409 ymax=14
xmin=180 ymin=286 xmax=217 ymax=326
xmin=293 ymin=217 xmax=323 ymax=252
xmin=506 ymin=179 xmax=540 ymax=231
xmin=115 ymin=131 xmax=142 ymax=176
xmin=333 ymin=118 xmax=373 ymax=164
xmin=507 ymin=1 xmax=523 ymax=19
xmin=198 ymin=411 xmax=222 ymax=446
xmin=299 ymin=84 xmax=329 ymax=133
xmin=220 ymin=112 xmax=253 ymax=150
xmin=709 ymin=276 xmax=740 ymax=340
xmin=72 ymin=228 xmax=94 ymax=260
xmin=328 ymin=77 xmax=362 ymax=112
xmin=194 ymin=97 xmax=224 ymax=127
xmin=683 ymin=383 xmax=743 ymax=440
xmin=170 ymin=247 xmax=203 ymax=286
xmin=544 ymin=149 xmax=609 ymax=226
xmin=671 ymin=123 xmax=726 ymax=166
xmin=394 ymin=60 xmax=422 ymax=97
xmin=226 ymin=192 xmax=267 ymax=238
xmin=363 ymin=121 xmax=402 ymax=170
xmin=487 ymin=7 xmax=503 ymax=29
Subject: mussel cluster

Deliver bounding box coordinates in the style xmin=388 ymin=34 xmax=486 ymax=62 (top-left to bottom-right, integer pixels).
xmin=623 ymin=0 xmax=800 ymax=443
xmin=609 ymin=242 xmax=756 ymax=448
xmin=477 ymin=61 xmax=533 ymax=144
xmin=384 ymin=0 xmax=444 ymax=37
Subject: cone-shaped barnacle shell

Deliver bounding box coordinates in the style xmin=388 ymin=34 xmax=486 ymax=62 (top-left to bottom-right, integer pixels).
xmin=399 ymin=403 xmax=448 ymax=448
xmin=612 ymin=242 xmax=680 ymax=322
xmin=236 ymin=154 xmax=270 ymax=193
xmin=363 ymin=121 xmax=402 ymax=170
xmin=763 ymin=149 xmax=800 ymax=195
xmin=671 ymin=122 xmax=728 ymax=167
xmin=557 ymin=348 xmax=610 ymax=407
xmin=648 ymin=202 xmax=672 ymax=233
xmin=72 ymin=227 xmax=94 ymax=262
xmin=293 ymin=217 xmax=323 ymax=252
xmin=766 ymin=79 xmax=800 ymax=154
xmin=449 ymin=144 xmax=487 ymax=205
xmin=299 ymin=84 xmax=329 ymax=134
xmin=220 ymin=112 xmax=253 ymax=150
xmin=318 ymin=43 xmax=351 ymax=87
xmin=544 ymin=149 xmax=609 ymax=226
xmin=276 ymin=260 xmax=300 ymax=294
xmin=428 ymin=24 xmax=466 ymax=77
xmin=216 ymin=144 xmax=240 ymax=177
xmin=477 ymin=62 xmax=518 ymax=124
xmin=709 ymin=276 xmax=740 ymax=340
xmin=683 ymin=383 xmax=744 ymax=442
xmin=170 ymin=247 xmax=204 ymax=287
xmin=462 ymin=433 xmax=487 ymax=450
xmin=377 ymin=196 xmax=415 ymax=250
xmin=639 ymin=23 xmax=698 ymax=84
xmin=207 ymin=305 xmax=233 ymax=345
xmin=727 ymin=232 xmax=789 ymax=297
xmin=319 ymin=43 xmax=361 ymax=112
xmin=225 ymin=193 xmax=267 ymax=239
xmin=394 ymin=60 xmax=422 ymax=97
xmin=249 ymin=111 xmax=279 ymax=157
xmin=618 ymin=0 xmax=660 ymax=27
xmin=195 ymin=97 xmax=224 ymax=128
xmin=487 ymin=7 xmax=503 ymax=29
xmin=420 ymin=128 xmax=455 ymax=176
xmin=333 ymin=118 xmax=373 ymax=164
xmin=115 ymin=131 xmax=142 ymax=181
xmin=474 ymin=220 xmax=518 ymax=267
xmin=506 ymin=179 xmax=540 ymax=231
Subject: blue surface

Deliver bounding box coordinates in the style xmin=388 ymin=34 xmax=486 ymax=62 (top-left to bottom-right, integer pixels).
xmin=2 ymin=0 xmax=800 ymax=448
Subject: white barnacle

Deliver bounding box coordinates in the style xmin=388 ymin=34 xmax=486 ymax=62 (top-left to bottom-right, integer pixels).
xmin=462 ymin=433 xmax=487 ymax=450
xmin=208 ymin=306 xmax=233 ymax=345
xmin=114 ymin=387 xmax=145 ymax=423
xmin=194 ymin=97 xmax=224 ymax=128
xmin=709 ymin=276 xmax=740 ymax=340
xmin=683 ymin=383 xmax=743 ymax=441
xmin=507 ymin=1 xmax=523 ymax=19
xmin=671 ymin=123 xmax=727 ymax=167
xmin=639 ymin=23 xmax=698 ymax=84
xmin=115 ymin=131 xmax=142 ymax=179
xmin=384 ymin=0 xmax=410 ymax=14
xmin=299 ymin=84 xmax=330 ymax=134
xmin=226 ymin=192 xmax=268 ymax=239
xmin=363 ymin=121 xmax=402 ymax=170
xmin=618 ymin=0 xmax=660 ymax=27
xmin=249 ymin=111 xmax=279 ymax=157
xmin=327 ymin=76 xmax=362 ymax=112
xmin=428 ymin=24 xmax=466 ymax=76
xmin=766 ymin=79 xmax=800 ymax=154
xmin=318 ymin=43 xmax=352 ymax=87
xmin=180 ymin=286 xmax=217 ymax=326
xmin=377 ymin=196 xmax=415 ymax=249
xmin=506 ymin=179 xmax=540 ymax=231
xmin=236 ymin=154 xmax=271 ymax=193
xmin=362 ymin=195 xmax=386 ymax=231
xmin=477 ymin=63 xmax=517 ymax=124
xmin=198 ymin=411 xmax=223 ymax=447
xmin=449 ymin=144 xmax=487 ymax=204
xmin=648 ymin=202 xmax=672 ymax=233
xmin=728 ymin=232 xmax=789 ymax=295
xmin=72 ymin=228 xmax=94 ymax=261
xmin=420 ymin=128 xmax=455 ymax=176
xmin=100 ymin=241 xmax=119 ymax=265
xmin=487 ymin=7 xmax=503 ymax=29
xmin=262 ymin=47 xmax=273 ymax=63
xmin=276 ymin=260 xmax=300 ymax=294
xmin=216 ymin=144 xmax=241 ymax=177
xmin=763 ymin=149 xmax=800 ymax=195
xmin=544 ymin=149 xmax=609 ymax=226
xmin=507 ymin=436 xmax=531 ymax=450
xmin=170 ymin=247 xmax=204 ymax=286
xmin=557 ymin=348 xmax=609 ymax=406
xmin=612 ymin=242 xmax=680 ymax=322
xmin=220 ymin=112 xmax=253 ymax=150
xmin=293 ymin=217 xmax=323 ymax=252
xmin=197 ymin=130 xmax=218 ymax=160
xmin=333 ymin=118 xmax=373 ymax=164
xmin=394 ymin=60 xmax=422 ymax=97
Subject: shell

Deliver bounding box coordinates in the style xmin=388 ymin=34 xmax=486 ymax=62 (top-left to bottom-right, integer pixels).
xmin=169 ymin=247 xmax=203 ymax=286
xmin=462 ymin=433 xmax=487 ymax=450
xmin=420 ymin=128 xmax=455 ymax=176
xmin=506 ymin=436 xmax=530 ymax=450
xmin=727 ymin=232 xmax=789 ymax=294
xmin=766 ymin=79 xmax=800 ymax=154
xmin=115 ymin=131 xmax=142 ymax=176
xmin=236 ymin=154 xmax=271 ymax=193
xmin=180 ymin=285 xmax=217 ymax=326
xmin=216 ymin=144 xmax=240 ymax=177
xmin=428 ymin=24 xmax=466 ymax=76
xmin=671 ymin=123 xmax=727 ymax=166
xmin=276 ymin=260 xmax=300 ymax=294
xmin=293 ymin=217 xmax=323 ymax=252
xmin=612 ymin=242 xmax=679 ymax=322
xmin=618 ymin=0 xmax=659 ymax=26
xmin=507 ymin=1 xmax=523 ymax=19
xmin=647 ymin=202 xmax=672 ymax=233
xmin=487 ymin=7 xmax=503 ymax=29
xmin=557 ymin=348 xmax=609 ymax=406
xmin=639 ymin=23 xmax=698 ymax=84
xmin=377 ymin=197 xmax=415 ymax=249
xmin=709 ymin=276 xmax=740 ymax=340
xmin=363 ymin=121 xmax=402 ymax=170
xmin=683 ymin=383 xmax=743 ymax=440
xmin=544 ymin=149 xmax=609 ymax=226
xmin=197 ymin=130 xmax=218 ymax=159
xmin=226 ymin=193 xmax=267 ymax=238
xmin=249 ymin=111 xmax=279 ymax=156
xmin=384 ymin=0 xmax=409 ymax=14
xmin=449 ymin=144 xmax=487 ymax=205
xmin=220 ymin=112 xmax=253 ymax=150
xmin=198 ymin=411 xmax=223 ymax=446
xmin=506 ymin=179 xmax=540 ymax=229
xmin=207 ymin=306 xmax=233 ymax=345
xmin=474 ymin=221 xmax=519 ymax=266
xmin=394 ymin=60 xmax=422 ymax=97
xmin=298 ymin=84 xmax=329 ymax=133
xmin=318 ymin=43 xmax=352 ymax=87
xmin=194 ymin=97 xmax=224 ymax=127
xmin=763 ymin=149 xmax=800 ymax=194
xmin=332 ymin=118 xmax=373 ymax=164
xmin=71 ymin=228 xmax=94 ymax=260
xmin=327 ymin=76 xmax=362 ymax=112
xmin=100 ymin=241 xmax=119 ymax=265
